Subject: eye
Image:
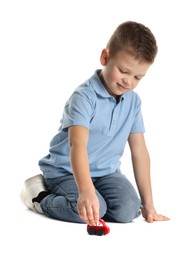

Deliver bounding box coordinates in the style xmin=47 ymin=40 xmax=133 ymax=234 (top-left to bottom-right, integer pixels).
xmin=135 ymin=76 xmax=143 ymax=81
xmin=118 ymin=68 xmax=128 ymax=74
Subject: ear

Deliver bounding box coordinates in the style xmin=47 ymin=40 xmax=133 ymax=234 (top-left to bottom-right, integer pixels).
xmin=100 ymin=49 xmax=109 ymax=66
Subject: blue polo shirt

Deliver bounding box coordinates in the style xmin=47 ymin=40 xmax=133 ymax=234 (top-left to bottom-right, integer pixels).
xmin=39 ymin=70 xmax=145 ymax=178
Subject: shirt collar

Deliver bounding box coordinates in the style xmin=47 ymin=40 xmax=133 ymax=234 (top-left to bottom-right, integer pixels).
xmin=89 ymin=70 xmax=125 ymax=101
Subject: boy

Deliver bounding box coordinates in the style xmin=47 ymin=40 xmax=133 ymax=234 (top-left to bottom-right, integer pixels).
xmin=20 ymin=21 xmax=169 ymax=225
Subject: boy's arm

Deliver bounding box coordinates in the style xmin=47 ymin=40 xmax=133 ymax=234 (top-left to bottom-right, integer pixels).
xmin=68 ymin=125 xmax=99 ymax=225
xmin=128 ymin=133 xmax=169 ymax=222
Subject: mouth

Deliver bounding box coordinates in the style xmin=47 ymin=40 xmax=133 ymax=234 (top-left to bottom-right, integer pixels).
xmin=117 ymin=83 xmax=129 ymax=91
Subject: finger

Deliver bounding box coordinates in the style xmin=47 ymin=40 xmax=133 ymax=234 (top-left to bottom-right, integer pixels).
xmin=78 ymin=205 xmax=88 ymax=223
xmin=156 ymin=214 xmax=170 ymax=221
xmin=163 ymin=216 xmax=170 ymax=221
xmin=92 ymin=205 xmax=100 ymax=224
xmin=146 ymin=214 xmax=154 ymax=223
xmin=152 ymin=214 xmax=170 ymax=222
xmin=86 ymin=208 xmax=96 ymax=226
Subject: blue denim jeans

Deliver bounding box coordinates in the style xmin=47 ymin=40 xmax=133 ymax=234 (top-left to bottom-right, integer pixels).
xmin=41 ymin=171 xmax=142 ymax=223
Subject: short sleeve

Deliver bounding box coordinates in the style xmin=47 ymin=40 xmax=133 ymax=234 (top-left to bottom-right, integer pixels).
xmin=130 ymin=96 xmax=145 ymax=134
xmin=60 ymin=89 xmax=95 ymax=131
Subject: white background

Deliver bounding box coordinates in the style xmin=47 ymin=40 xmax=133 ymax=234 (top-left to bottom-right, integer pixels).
xmin=1 ymin=0 xmax=194 ymax=259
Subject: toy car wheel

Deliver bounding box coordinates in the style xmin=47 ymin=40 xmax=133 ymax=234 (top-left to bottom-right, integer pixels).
xmin=96 ymin=228 xmax=104 ymax=236
xmin=87 ymin=227 xmax=96 ymax=235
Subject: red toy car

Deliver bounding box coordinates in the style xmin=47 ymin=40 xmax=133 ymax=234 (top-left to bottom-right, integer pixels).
xmin=87 ymin=219 xmax=110 ymax=236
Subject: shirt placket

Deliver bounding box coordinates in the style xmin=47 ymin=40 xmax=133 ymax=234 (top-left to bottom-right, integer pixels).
xmin=108 ymin=101 xmax=121 ymax=136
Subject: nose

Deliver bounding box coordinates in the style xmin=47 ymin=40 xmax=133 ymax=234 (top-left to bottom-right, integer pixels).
xmin=122 ymin=76 xmax=133 ymax=88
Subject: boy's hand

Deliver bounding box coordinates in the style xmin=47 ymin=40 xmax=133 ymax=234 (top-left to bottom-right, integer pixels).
xmin=77 ymin=191 xmax=99 ymax=226
xmin=141 ymin=207 xmax=170 ymax=223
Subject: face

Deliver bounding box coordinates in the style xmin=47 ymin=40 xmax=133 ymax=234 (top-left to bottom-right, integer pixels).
xmin=99 ymin=49 xmax=151 ymax=98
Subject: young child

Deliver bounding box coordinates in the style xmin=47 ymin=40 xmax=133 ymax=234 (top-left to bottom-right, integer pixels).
xmin=20 ymin=21 xmax=169 ymax=225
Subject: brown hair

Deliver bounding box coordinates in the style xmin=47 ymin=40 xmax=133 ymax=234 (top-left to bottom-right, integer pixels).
xmin=106 ymin=21 xmax=158 ymax=63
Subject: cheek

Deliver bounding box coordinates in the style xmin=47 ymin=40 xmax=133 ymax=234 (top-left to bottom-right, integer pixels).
xmin=132 ymin=80 xmax=140 ymax=89
xmin=106 ymin=69 xmax=119 ymax=83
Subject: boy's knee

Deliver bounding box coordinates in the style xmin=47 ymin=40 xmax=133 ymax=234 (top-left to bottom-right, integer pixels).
xmin=98 ymin=193 xmax=107 ymax=218
xmin=106 ymin=198 xmax=142 ymax=223
xmin=120 ymin=201 xmax=141 ymax=222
